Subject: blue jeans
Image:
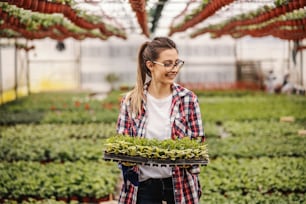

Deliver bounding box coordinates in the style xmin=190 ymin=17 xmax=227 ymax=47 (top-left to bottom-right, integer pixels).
xmin=136 ymin=177 xmax=175 ymax=204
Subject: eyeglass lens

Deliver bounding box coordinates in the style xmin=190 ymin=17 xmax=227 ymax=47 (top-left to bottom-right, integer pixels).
xmin=166 ymin=60 xmax=184 ymax=69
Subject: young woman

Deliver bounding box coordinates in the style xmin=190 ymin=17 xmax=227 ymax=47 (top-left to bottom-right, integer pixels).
xmin=116 ymin=37 xmax=205 ymax=204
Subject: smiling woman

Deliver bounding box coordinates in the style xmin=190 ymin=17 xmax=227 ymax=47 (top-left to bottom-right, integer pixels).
xmin=116 ymin=37 xmax=205 ymax=204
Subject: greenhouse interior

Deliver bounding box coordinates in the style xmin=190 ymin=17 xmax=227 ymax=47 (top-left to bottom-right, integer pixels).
xmin=0 ymin=0 xmax=305 ymax=203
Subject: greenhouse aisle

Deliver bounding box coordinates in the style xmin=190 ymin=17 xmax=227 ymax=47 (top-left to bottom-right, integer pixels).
xmin=0 ymin=90 xmax=305 ymax=203
xmin=0 ymin=0 xmax=305 ymax=203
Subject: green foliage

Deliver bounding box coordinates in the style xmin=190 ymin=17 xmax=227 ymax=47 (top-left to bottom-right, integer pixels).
xmin=0 ymin=92 xmax=119 ymax=125
xmin=200 ymin=157 xmax=306 ymax=203
xmin=206 ymin=120 xmax=306 ymax=158
xmin=0 ymin=123 xmax=116 ymax=162
xmin=105 ymin=135 xmax=208 ymax=160
xmin=199 ymin=94 xmax=306 ymax=122
xmin=0 ymin=161 xmax=119 ymax=201
xmin=105 ymin=73 xmax=120 ymax=91
xmin=0 ymin=90 xmax=305 ymax=203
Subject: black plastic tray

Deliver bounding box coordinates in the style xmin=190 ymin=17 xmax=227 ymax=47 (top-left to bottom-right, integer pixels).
xmin=103 ymin=152 xmax=208 ymax=167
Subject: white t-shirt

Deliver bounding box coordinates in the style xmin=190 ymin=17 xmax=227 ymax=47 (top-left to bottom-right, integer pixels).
xmin=139 ymin=93 xmax=173 ymax=182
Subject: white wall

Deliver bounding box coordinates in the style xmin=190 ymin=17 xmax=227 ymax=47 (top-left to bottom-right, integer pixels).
xmin=1 ymin=45 xmax=15 ymax=91
xmin=80 ymin=34 xmax=237 ymax=92
xmin=80 ymin=34 xmax=147 ymax=92
xmin=28 ymin=38 xmax=79 ymax=92
xmin=175 ymin=35 xmax=236 ymax=84
xmin=0 ymin=35 xmax=304 ymax=96
xmin=236 ymin=37 xmax=306 ymax=86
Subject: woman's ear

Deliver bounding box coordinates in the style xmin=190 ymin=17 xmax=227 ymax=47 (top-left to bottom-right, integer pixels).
xmin=146 ymin=61 xmax=153 ymax=71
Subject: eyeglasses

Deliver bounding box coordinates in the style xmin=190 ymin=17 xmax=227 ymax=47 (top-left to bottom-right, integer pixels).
xmin=152 ymin=59 xmax=184 ymax=70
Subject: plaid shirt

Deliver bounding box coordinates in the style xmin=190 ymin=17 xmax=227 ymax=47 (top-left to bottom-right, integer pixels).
xmin=116 ymin=82 xmax=205 ymax=204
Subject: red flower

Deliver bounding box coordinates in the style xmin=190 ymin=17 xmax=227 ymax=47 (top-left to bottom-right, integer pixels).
xmin=84 ymin=103 xmax=90 ymax=110
xmin=74 ymin=101 xmax=81 ymax=107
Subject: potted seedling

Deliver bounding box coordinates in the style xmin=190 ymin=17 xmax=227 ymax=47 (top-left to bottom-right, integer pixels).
xmin=105 ymin=72 xmax=119 ymax=91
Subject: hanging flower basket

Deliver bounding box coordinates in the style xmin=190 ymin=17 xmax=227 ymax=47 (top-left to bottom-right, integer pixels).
xmin=292 ymin=1 xmax=299 ymax=9
xmin=37 ymin=1 xmax=46 ymax=12
xmin=23 ymin=0 xmax=32 ymax=9
xmin=45 ymin=3 xmax=53 ymax=13
xmin=17 ymin=0 xmax=25 ymax=6
xmin=31 ymin=0 xmax=39 ymax=11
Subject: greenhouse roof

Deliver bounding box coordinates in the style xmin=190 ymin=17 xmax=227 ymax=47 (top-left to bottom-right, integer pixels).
xmin=0 ymin=0 xmax=305 ymax=40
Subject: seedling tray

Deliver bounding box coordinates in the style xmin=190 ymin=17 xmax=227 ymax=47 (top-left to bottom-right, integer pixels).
xmin=104 ymin=152 xmax=208 ymax=167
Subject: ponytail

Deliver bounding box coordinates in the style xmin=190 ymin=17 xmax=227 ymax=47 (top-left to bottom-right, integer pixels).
xmin=125 ymin=42 xmax=149 ymax=116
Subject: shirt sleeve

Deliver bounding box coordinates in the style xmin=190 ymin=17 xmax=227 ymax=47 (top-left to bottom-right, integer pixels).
xmin=116 ymin=96 xmax=130 ymax=135
xmin=185 ymin=93 xmax=205 ymax=141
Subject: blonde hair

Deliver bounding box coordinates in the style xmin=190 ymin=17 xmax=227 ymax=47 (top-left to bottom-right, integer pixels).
xmin=125 ymin=37 xmax=177 ymax=115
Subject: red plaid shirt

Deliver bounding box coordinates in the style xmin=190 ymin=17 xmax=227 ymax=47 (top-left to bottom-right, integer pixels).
xmin=116 ymin=82 xmax=205 ymax=204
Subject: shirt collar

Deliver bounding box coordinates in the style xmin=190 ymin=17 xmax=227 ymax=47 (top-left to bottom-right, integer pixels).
xmin=143 ymin=81 xmax=188 ymax=100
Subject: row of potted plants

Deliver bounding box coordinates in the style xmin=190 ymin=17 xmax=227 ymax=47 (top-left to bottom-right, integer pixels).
xmin=1 ymin=157 xmax=304 ymax=203
xmin=199 ymin=93 xmax=306 ymax=122
xmin=191 ymin=8 xmax=306 ymax=40
xmin=0 ymin=91 xmax=121 ymax=125
xmin=1 ymin=90 xmax=306 ymax=125
xmin=170 ymin=0 xmax=305 ymax=38
xmin=0 ymin=108 xmax=118 ymax=125
xmin=0 ymin=2 xmax=109 ymax=40
xmin=0 ymin=29 xmax=21 ymax=38
xmin=200 ymin=157 xmax=306 ymax=203
xmin=228 ymin=26 xmax=305 ymax=41
xmin=169 ymin=0 xmax=235 ymax=36
xmin=0 ymin=161 xmax=120 ymax=202
xmin=0 ymin=123 xmax=117 ymax=140
xmin=1 ymin=90 xmax=305 ymax=203
xmin=190 ymin=1 xmax=306 ymax=40
xmin=2 ymin=1 xmax=126 ymax=39
xmin=1 ymin=119 xmax=305 ymax=163
xmin=198 ymin=87 xmax=306 ymax=204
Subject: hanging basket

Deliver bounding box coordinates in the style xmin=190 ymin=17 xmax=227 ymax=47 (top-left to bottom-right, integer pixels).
xmin=37 ymin=1 xmax=46 ymax=12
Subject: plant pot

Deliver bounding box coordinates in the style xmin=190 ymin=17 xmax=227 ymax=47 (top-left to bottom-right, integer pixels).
xmin=82 ymin=197 xmax=91 ymax=203
xmin=292 ymin=1 xmax=299 ymax=9
xmin=281 ymin=5 xmax=287 ymax=13
xmin=65 ymin=8 xmax=77 ymax=22
xmin=45 ymin=3 xmax=52 ymax=13
xmin=8 ymin=16 xmax=15 ymax=25
xmin=57 ymin=197 xmax=68 ymax=202
xmin=37 ymin=1 xmax=46 ymax=12
xmin=24 ymin=0 xmax=32 ymax=9
xmin=93 ymin=195 xmax=110 ymax=203
xmin=288 ymin=3 xmax=293 ymax=11
xmin=49 ymin=4 xmax=59 ymax=14
xmin=18 ymin=0 xmax=25 ymax=6
xmin=54 ymin=4 xmax=63 ymax=13
xmin=31 ymin=0 xmax=39 ymax=11
xmin=69 ymin=196 xmax=79 ymax=202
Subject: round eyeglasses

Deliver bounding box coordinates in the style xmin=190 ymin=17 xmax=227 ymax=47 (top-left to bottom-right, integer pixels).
xmin=152 ymin=59 xmax=184 ymax=71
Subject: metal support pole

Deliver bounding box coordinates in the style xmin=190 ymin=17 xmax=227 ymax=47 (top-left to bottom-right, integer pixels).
xmin=234 ymin=40 xmax=238 ymax=82
xmin=300 ymin=48 xmax=303 ymax=86
xmin=77 ymin=41 xmax=82 ymax=89
xmin=287 ymin=41 xmax=291 ymax=72
xmin=0 ymin=42 xmax=3 ymax=104
xmin=14 ymin=39 xmax=18 ymax=99
xmin=26 ymin=40 xmax=31 ymax=95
